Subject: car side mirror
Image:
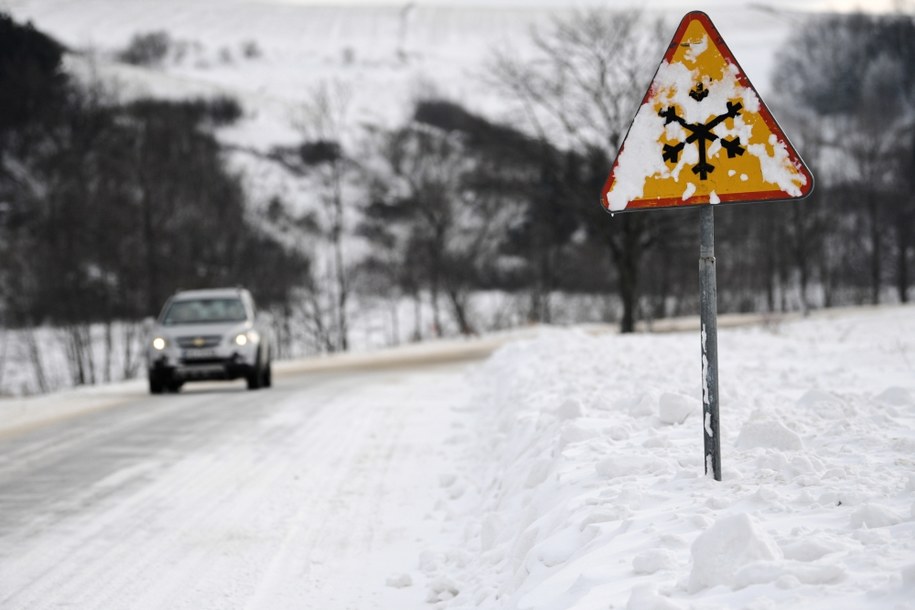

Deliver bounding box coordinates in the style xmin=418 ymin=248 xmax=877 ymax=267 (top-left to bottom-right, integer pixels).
xmin=141 ymin=316 xmax=156 ymax=335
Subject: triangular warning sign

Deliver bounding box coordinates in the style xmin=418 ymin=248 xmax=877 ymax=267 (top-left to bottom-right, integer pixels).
xmin=601 ymin=11 xmax=813 ymax=213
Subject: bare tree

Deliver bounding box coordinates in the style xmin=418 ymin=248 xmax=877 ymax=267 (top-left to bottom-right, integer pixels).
xmin=363 ymin=110 xmax=515 ymax=336
xmin=487 ymin=8 xmax=668 ymax=332
xmin=294 ymin=81 xmax=355 ymax=351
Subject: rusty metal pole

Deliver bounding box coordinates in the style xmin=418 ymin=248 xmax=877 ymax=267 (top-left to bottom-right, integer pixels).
xmin=699 ymin=205 xmax=721 ymax=481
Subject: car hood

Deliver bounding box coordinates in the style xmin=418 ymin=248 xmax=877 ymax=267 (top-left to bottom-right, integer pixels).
xmin=154 ymin=321 xmax=251 ymax=339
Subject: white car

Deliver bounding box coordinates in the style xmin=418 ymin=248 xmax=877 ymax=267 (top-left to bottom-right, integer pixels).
xmin=146 ymin=287 xmax=272 ymax=393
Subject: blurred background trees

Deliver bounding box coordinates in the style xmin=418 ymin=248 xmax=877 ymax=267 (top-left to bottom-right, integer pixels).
xmin=0 ymin=7 xmax=913 ymax=393
xmin=0 ymin=15 xmax=308 ymax=330
xmin=767 ymin=10 xmax=915 ymax=307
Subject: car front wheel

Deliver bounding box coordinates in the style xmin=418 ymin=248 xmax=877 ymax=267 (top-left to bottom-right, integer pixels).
xmin=247 ymin=352 xmax=264 ymax=390
xmin=263 ymin=359 xmax=272 ymax=388
xmin=149 ymin=371 xmax=165 ymax=394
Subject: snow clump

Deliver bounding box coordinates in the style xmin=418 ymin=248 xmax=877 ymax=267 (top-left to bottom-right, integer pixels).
xmin=657 ymin=392 xmax=697 ymax=425
xmin=688 ymin=513 xmax=782 ymax=592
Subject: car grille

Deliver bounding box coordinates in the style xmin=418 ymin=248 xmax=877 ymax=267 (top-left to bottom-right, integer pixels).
xmin=175 ymin=335 xmax=223 ymax=349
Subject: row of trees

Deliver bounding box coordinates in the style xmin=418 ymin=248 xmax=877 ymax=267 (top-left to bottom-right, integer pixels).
xmin=0 ymin=15 xmax=309 ymax=325
xmin=1 ymin=9 xmax=913 ymax=392
xmin=295 ymin=8 xmax=914 ymax=342
xmin=0 ymin=14 xmax=309 ymax=388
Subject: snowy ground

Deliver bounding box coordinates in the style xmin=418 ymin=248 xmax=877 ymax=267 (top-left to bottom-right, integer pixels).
xmin=1 ymin=305 xmax=913 ymax=609
xmin=423 ymin=304 xmax=915 ymax=609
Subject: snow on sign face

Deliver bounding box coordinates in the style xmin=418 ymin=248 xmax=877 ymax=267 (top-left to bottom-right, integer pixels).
xmin=601 ymin=12 xmax=813 ymax=212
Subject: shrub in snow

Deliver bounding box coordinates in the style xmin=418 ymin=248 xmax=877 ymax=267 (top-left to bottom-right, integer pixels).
xmin=118 ymin=31 xmax=172 ymax=66
xmin=735 ymin=419 xmax=803 ymax=451
xmin=240 ymin=39 xmax=262 ymax=59
xmin=658 ymin=392 xmax=697 ymax=425
xmin=688 ymin=513 xmax=782 ymax=592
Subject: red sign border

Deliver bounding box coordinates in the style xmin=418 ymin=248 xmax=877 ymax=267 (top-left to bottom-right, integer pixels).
xmin=600 ymin=11 xmax=814 ymax=213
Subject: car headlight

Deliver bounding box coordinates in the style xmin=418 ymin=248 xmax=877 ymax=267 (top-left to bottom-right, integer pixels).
xmin=234 ymin=330 xmax=260 ymax=347
xmin=152 ymin=336 xmax=167 ymax=351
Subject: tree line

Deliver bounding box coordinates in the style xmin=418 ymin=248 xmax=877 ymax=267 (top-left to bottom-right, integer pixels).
xmin=0 ymin=14 xmax=309 ymax=390
xmin=0 ymin=14 xmax=309 ymax=326
xmin=0 ymin=9 xmax=913 ymax=392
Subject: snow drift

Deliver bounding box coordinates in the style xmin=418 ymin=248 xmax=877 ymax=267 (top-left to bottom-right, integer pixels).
xmin=423 ymin=306 xmax=915 ymax=609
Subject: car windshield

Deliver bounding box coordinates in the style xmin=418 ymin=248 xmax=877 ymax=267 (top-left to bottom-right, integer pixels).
xmin=162 ymin=298 xmax=247 ymax=326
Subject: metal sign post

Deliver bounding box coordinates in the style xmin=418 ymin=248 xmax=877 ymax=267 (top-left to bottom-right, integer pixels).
xmin=699 ymin=206 xmax=721 ymax=481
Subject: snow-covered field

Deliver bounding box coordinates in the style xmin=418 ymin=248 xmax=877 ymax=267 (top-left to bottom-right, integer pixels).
xmin=422 ymin=304 xmax=915 ymax=609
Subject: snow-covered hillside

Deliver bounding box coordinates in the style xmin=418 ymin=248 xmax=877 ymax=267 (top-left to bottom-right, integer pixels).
xmin=0 ymin=0 xmax=812 ymax=235
xmin=2 ymin=0 xmax=801 ymax=143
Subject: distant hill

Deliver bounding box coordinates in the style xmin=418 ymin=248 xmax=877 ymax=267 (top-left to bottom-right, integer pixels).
xmin=1 ymin=1 xmax=797 ymax=142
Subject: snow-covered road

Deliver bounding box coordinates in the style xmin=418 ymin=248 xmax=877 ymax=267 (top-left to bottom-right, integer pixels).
xmin=0 ymin=365 xmax=468 ymax=609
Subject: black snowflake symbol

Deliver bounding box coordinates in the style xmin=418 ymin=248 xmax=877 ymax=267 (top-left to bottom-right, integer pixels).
xmin=658 ymin=96 xmax=745 ymax=181
xmin=689 ymin=82 xmax=710 ymax=101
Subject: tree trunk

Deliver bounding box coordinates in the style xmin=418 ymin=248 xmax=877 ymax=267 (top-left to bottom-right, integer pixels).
xmin=447 ymin=288 xmax=474 ymax=336
xmin=820 ymin=256 xmax=834 ymax=309
xmin=389 ymin=298 xmax=400 ymax=346
xmin=27 ymin=328 xmax=49 ymax=394
xmin=430 ymin=280 xmax=443 ymax=337
xmin=122 ymin=322 xmax=141 ymax=379
xmin=0 ymin=328 xmax=7 ymax=392
xmin=104 ymin=322 xmax=113 ymax=383
xmin=896 ymin=206 xmax=911 ymax=304
xmin=331 ymin=161 xmax=349 ymax=352
xmin=618 ymin=254 xmax=639 ymax=333
xmin=791 ymin=205 xmax=810 ymax=315
xmin=412 ymin=291 xmax=423 ymax=342
xmin=869 ymin=198 xmax=881 ymax=305
xmin=608 ymin=214 xmax=645 ymax=334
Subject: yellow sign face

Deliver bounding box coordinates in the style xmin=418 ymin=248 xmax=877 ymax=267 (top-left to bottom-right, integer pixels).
xmin=602 ymin=11 xmax=813 ymax=212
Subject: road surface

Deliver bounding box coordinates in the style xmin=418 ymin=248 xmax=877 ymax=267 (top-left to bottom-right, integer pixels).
xmin=0 ymin=361 xmax=473 ymax=609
